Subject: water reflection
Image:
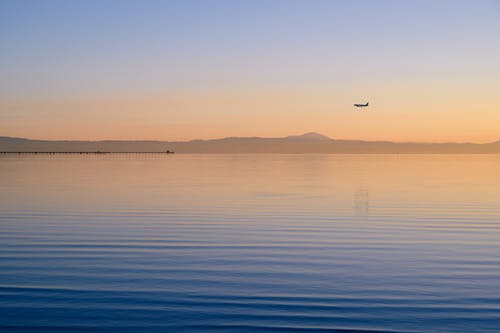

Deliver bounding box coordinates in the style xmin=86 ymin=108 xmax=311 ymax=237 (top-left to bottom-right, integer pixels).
xmin=353 ymin=187 xmax=369 ymax=216
xmin=1 ymin=154 xmax=500 ymax=333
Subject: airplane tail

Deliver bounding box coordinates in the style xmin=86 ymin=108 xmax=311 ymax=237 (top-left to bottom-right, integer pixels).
xmin=367 ymin=102 xmax=369 ymax=106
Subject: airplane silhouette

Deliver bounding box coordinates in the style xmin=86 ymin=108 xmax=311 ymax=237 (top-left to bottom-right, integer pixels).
xmin=354 ymin=102 xmax=369 ymax=108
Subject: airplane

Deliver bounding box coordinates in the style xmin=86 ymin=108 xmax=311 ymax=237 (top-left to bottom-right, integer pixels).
xmin=354 ymin=102 xmax=369 ymax=108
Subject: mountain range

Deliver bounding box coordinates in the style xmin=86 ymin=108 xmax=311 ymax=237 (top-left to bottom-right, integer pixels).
xmin=1 ymin=132 xmax=500 ymax=153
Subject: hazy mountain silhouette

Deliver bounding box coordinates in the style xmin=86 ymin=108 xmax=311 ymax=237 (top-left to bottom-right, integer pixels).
xmin=285 ymin=132 xmax=332 ymax=141
xmin=1 ymin=132 xmax=500 ymax=153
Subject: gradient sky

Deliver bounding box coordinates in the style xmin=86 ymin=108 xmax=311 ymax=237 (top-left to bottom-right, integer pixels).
xmin=1 ymin=0 xmax=499 ymax=142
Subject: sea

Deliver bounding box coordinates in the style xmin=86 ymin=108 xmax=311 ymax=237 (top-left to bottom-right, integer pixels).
xmin=1 ymin=154 xmax=500 ymax=332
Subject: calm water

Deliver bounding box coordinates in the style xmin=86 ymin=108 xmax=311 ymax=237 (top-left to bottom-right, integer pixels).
xmin=1 ymin=154 xmax=500 ymax=332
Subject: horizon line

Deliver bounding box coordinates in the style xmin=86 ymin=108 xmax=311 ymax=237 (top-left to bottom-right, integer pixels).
xmin=1 ymin=132 xmax=499 ymax=145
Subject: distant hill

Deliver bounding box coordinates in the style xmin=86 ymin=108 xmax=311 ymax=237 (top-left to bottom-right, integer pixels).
xmin=1 ymin=133 xmax=500 ymax=153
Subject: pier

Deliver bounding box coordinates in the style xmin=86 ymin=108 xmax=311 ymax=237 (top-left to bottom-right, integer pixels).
xmin=0 ymin=151 xmax=175 ymax=155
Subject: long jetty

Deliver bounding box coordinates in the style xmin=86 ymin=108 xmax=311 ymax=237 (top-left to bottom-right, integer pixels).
xmin=0 ymin=151 xmax=175 ymax=154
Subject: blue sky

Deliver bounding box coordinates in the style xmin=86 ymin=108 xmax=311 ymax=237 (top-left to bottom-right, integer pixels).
xmin=1 ymin=0 xmax=499 ymax=141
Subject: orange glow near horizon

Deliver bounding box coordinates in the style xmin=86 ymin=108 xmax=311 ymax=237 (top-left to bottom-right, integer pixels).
xmin=1 ymin=79 xmax=499 ymax=143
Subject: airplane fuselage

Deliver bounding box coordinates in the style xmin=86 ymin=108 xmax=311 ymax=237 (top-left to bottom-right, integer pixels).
xmin=354 ymin=102 xmax=369 ymax=107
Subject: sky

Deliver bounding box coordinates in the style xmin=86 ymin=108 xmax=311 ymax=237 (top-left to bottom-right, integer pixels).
xmin=1 ymin=0 xmax=499 ymax=142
